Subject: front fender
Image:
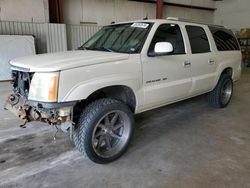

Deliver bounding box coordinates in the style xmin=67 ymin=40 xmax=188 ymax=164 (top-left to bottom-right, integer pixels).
xmin=57 ymin=55 xmax=143 ymax=111
xmin=62 ymin=74 xmax=140 ymax=102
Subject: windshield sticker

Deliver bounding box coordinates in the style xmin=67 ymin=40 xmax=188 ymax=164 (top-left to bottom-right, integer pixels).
xmin=131 ymin=23 xmax=149 ymax=29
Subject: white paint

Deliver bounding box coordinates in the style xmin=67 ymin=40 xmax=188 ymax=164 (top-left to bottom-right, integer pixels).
xmin=64 ymin=0 xmax=215 ymax=25
xmin=9 ymin=19 xmax=241 ymax=114
xmin=0 ymin=0 xmax=49 ymax=23
xmin=214 ymin=0 xmax=250 ymax=31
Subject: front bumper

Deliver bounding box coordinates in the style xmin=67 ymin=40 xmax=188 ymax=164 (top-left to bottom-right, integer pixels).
xmin=5 ymin=93 xmax=76 ymax=126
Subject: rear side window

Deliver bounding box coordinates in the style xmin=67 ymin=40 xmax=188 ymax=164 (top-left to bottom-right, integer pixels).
xmin=148 ymin=24 xmax=185 ymax=55
xmin=209 ymin=26 xmax=240 ymax=51
xmin=186 ymin=26 xmax=210 ymax=54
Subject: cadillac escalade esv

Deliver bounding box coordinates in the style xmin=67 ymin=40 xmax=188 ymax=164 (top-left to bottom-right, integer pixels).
xmin=5 ymin=18 xmax=242 ymax=164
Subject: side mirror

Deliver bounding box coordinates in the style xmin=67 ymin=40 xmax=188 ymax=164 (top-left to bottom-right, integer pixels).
xmin=154 ymin=42 xmax=173 ymax=55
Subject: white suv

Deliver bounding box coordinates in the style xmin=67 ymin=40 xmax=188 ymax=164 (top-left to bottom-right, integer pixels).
xmin=6 ymin=18 xmax=242 ymax=163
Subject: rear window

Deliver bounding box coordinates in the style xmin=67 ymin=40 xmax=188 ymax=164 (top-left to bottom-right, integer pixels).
xmin=209 ymin=26 xmax=240 ymax=51
xmin=186 ymin=26 xmax=210 ymax=54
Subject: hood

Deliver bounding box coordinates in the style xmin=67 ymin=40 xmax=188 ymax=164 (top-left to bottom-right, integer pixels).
xmin=10 ymin=50 xmax=130 ymax=72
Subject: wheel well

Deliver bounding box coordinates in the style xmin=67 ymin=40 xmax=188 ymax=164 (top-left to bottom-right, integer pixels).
xmin=73 ymin=86 xmax=136 ymax=122
xmin=221 ymin=67 xmax=233 ymax=77
xmin=89 ymin=85 xmax=136 ymax=112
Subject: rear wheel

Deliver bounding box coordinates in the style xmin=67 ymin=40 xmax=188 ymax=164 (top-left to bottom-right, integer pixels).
xmin=208 ymin=74 xmax=233 ymax=108
xmin=73 ymin=98 xmax=134 ymax=164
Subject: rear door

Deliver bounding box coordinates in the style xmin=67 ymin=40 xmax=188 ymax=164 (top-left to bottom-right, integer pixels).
xmin=185 ymin=25 xmax=217 ymax=95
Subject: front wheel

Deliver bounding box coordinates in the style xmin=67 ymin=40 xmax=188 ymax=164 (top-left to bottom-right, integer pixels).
xmin=208 ymin=74 xmax=233 ymax=108
xmin=73 ymin=98 xmax=134 ymax=164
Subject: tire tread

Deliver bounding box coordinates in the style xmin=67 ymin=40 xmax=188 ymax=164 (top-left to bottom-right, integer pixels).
xmin=73 ymin=98 xmax=133 ymax=164
xmin=208 ymin=74 xmax=233 ymax=108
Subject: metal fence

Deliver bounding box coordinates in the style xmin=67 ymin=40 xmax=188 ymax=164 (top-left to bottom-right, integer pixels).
xmin=46 ymin=23 xmax=67 ymax=53
xmin=0 ymin=21 xmax=100 ymax=53
xmin=0 ymin=21 xmax=70 ymax=54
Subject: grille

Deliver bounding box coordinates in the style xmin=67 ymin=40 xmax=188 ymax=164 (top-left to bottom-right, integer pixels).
xmin=12 ymin=70 xmax=34 ymax=97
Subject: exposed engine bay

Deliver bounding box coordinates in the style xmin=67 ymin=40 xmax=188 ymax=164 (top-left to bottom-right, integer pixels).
xmin=5 ymin=70 xmax=74 ymax=132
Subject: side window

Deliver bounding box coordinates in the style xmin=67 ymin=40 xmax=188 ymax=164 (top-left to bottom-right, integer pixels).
xmin=209 ymin=26 xmax=240 ymax=51
xmin=148 ymin=24 xmax=185 ymax=55
xmin=186 ymin=26 xmax=210 ymax=54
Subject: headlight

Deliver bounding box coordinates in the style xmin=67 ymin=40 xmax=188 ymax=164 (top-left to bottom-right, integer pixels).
xmin=28 ymin=72 xmax=59 ymax=102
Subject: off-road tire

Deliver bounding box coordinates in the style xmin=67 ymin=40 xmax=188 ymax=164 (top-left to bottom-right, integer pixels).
xmin=72 ymin=98 xmax=134 ymax=164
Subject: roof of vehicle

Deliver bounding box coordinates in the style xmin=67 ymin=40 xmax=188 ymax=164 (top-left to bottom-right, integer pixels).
xmin=109 ymin=18 xmax=225 ymax=29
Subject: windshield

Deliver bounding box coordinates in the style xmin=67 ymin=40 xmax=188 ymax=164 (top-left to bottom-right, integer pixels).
xmin=80 ymin=22 xmax=152 ymax=54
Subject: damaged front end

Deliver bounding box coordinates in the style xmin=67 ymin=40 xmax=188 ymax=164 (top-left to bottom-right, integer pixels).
xmin=5 ymin=68 xmax=76 ymax=132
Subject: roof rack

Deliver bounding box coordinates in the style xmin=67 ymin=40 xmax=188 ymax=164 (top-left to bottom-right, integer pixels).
xmin=166 ymin=17 xmax=225 ymax=28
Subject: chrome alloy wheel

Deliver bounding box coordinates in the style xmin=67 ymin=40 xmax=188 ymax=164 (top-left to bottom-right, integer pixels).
xmin=221 ymin=79 xmax=233 ymax=105
xmin=92 ymin=110 xmax=131 ymax=158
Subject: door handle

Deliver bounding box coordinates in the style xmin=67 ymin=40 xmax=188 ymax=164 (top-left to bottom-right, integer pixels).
xmin=208 ymin=59 xmax=215 ymax=65
xmin=184 ymin=61 xmax=191 ymax=68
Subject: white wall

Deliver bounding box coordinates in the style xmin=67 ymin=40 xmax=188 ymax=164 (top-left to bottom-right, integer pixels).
xmin=64 ymin=0 xmax=215 ymax=25
xmin=164 ymin=5 xmax=214 ymax=24
xmin=64 ymin=0 xmax=155 ymax=25
xmin=0 ymin=0 xmax=217 ymax=26
xmin=214 ymin=0 xmax=250 ymax=30
xmin=0 ymin=0 xmax=49 ymax=23
xmin=167 ymin=0 xmax=215 ymax=8
xmin=0 ymin=0 xmax=216 ymax=25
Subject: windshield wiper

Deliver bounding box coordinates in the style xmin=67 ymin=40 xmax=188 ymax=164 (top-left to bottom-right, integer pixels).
xmin=78 ymin=46 xmax=89 ymax=50
xmin=78 ymin=46 xmax=115 ymax=52
xmin=97 ymin=47 xmax=114 ymax=52
xmin=90 ymin=47 xmax=115 ymax=52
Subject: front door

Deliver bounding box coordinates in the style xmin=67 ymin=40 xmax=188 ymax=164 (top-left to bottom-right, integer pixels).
xmin=141 ymin=23 xmax=192 ymax=110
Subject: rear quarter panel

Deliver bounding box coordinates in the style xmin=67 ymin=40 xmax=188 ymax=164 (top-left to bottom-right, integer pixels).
xmin=213 ymin=51 xmax=242 ymax=88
